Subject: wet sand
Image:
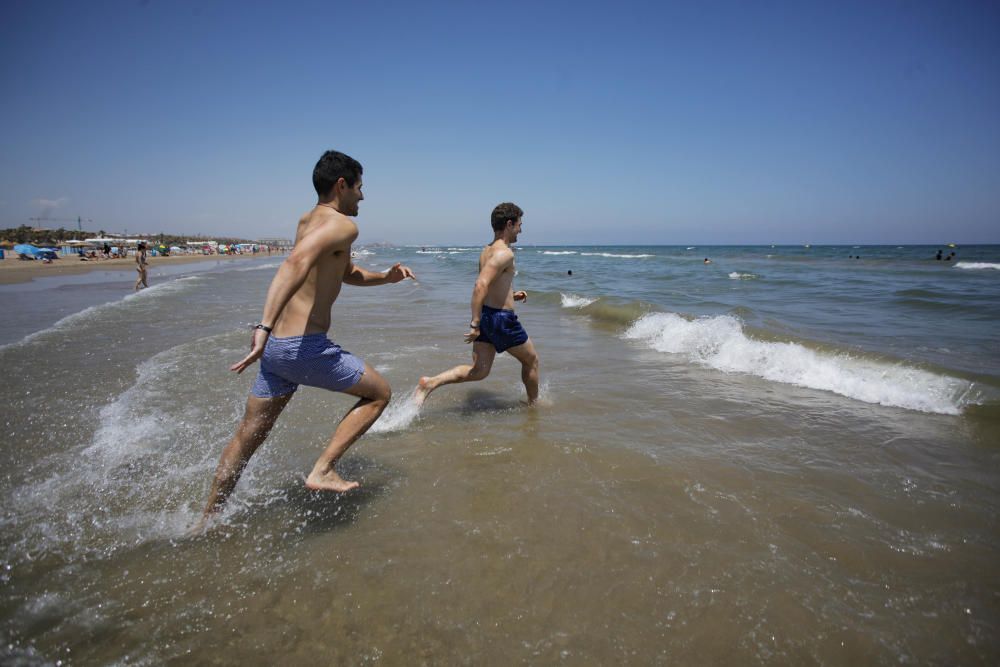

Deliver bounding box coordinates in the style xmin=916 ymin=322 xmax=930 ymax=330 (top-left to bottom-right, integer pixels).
xmin=0 ymin=252 xmax=275 ymax=285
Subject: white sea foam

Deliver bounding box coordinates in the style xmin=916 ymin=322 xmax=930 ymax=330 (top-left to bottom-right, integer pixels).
xmin=622 ymin=312 xmax=974 ymax=414
xmin=540 ymin=250 xmax=578 ymax=255
xmin=580 ymin=252 xmax=654 ymax=258
xmin=230 ymin=261 xmax=281 ymax=272
xmin=560 ymin=293 xmax=597 ymax=308
xmin=954 ymin=262 xmax=1000 ymax=271
xmin=0 ymin=276 xmax=203 ymax=352
xmin=369 ymin=389 xmax=423 ymax=433
xmin=729 ymin=272 xmax=758 ymax=280
xmin=5 ymin=335 xmax=240 ymax=559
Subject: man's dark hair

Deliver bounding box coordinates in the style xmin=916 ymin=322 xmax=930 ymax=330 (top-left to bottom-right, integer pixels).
xmin=313 ymin=150 xmax=363 ymax=197
xmin=491 ymin=202 xmax=523 ymax=232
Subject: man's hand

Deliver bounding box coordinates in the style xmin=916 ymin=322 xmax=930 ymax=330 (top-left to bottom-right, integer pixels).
xmin=513 ymin=290 xmax=527 ymax=302
xmin=464 ymin=326 xmax=480 ymax=344
xmin=231 ymin=328 xmax=269 ymax=374
xmin=385 ymin=263 xmax=415 ymax=283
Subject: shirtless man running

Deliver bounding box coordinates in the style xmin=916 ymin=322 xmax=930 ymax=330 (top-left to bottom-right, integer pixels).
xmin=195 ymin=150 xmax=414 ymax=529
xmin=415 ymin=202 xmax=539 ymax=406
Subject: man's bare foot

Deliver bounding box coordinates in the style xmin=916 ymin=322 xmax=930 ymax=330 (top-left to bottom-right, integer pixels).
xmin=186 ymin=515 xmax=213 ymax=537
xmin=305 ymin=469 xmax=360 ymax=493
xmin=414 ymin=376 xmax=434 ymax=406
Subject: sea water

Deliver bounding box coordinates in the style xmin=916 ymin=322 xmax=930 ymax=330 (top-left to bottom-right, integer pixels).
xmin=1 ymin=245 xmax=998 ymax=664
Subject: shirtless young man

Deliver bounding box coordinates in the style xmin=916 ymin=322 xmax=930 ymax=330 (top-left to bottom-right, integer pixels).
xmin=415 ymin=202 xmax=539 ymax=406
xmin=195 ymin=150 xmax=414 ymax=529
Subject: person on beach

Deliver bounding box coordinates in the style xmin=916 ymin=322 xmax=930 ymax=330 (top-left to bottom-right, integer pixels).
xmin=134 ymin=242 xmax=149 ymax=291
xmin=414 ymin=202 xmax=539 ymax=406
xmin=195 ymin=150 xmax=415 ymax=530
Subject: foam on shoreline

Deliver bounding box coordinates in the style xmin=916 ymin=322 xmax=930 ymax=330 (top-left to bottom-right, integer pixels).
xmin=623 ymin=312 xmax=981 ymax=415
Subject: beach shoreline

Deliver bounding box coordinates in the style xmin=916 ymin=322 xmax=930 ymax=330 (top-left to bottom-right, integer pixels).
xmin=0 ymin=252 xmax=278 ymax=285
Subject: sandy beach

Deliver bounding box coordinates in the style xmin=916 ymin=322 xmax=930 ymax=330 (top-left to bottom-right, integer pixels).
xmin=0 ymin=252 xmax=277 ymax=285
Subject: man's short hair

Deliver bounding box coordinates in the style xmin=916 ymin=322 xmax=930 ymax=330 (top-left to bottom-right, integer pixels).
xmin=491 ymin=202 xmax=523 ymax=232
xmin=313 ymin=150 xmax=363 ymax=197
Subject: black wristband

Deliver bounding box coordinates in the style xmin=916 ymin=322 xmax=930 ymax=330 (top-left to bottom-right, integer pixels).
xmin=254 ymin=324 xmax=273 ymax=333
xmin=469 ymin=322 xmax=480 ymax=329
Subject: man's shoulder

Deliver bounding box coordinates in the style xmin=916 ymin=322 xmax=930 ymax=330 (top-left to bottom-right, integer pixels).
xmin=487 ymin=244 xmax=514 ymax=265
xmin=301 ymin=209 xmax=358 ymax=244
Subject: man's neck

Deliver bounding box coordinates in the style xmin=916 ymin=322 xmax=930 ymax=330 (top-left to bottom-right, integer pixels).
xmin=317 ymin=200 xmax=344 ymax=214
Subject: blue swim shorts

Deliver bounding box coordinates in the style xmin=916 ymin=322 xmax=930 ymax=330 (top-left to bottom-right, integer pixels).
xmin=251 ymin=334 xmax=366 ymax=398
xmin=475 ymin=305 xmax=529 ymax=353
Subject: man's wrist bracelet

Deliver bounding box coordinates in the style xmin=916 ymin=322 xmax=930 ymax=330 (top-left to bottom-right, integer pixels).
xmin=469 ymin=322 xmax=480 ymax=329
xmin=254 ymin=324 xmax=273 ymax=333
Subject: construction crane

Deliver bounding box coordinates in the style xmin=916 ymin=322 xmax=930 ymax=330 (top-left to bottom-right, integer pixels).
xmin=28 ymin=216 xmax=93 ymax=232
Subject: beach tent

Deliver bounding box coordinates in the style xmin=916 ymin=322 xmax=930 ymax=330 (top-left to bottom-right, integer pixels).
xmin=14 ymin=243 xmax=40 ymax=259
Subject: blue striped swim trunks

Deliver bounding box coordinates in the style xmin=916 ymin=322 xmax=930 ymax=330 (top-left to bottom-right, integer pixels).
xmin=475 ymin=304 xmax=529 ymax=353
xmin=251 ymin=334 xmax=366 ymax=398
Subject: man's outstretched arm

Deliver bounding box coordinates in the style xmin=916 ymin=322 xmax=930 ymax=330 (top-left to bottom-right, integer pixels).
xmin=343 ymin=261 xmax=415 ymax=286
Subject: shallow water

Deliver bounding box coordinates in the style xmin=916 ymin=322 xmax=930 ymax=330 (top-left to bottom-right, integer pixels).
xmin=2 ymin=245 xmax=999 ymax=664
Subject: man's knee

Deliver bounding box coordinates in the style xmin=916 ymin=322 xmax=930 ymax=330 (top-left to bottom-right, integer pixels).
xmin=365 ymin=378 xmax=392 ymax=407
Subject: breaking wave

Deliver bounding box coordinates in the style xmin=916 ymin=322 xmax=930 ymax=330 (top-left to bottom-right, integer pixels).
xmin=954 ymin=262 xmax=1000 ymax=271
xmin=560 ymin=293 xmax=598 ymax=308
xmin=622 ymin=312 xmax=982 ymax=415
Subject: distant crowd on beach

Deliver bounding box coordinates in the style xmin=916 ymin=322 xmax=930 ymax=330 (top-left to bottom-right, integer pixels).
xmin=2 ymin=241 xmax=285 ymax=263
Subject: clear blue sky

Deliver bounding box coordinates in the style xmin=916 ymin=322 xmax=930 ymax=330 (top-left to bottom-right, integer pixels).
xmin=1 ymin=0 xmax=998 ymax=245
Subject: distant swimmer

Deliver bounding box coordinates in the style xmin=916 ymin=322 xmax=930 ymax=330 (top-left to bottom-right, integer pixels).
xmin=935 ymin=250 xmax=943 ymax=260
xmin=194 ymin=150 xmax=415 ymax=532
xmin=703 ymin=258 xmax=712 ymax=264
xmin=134 ymin=242 xmax=148 ymax=291
xmin=567 ymin=269 xmax=573 ymax=276
xmin=415 ymin=202 xmax=539 ymax=407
